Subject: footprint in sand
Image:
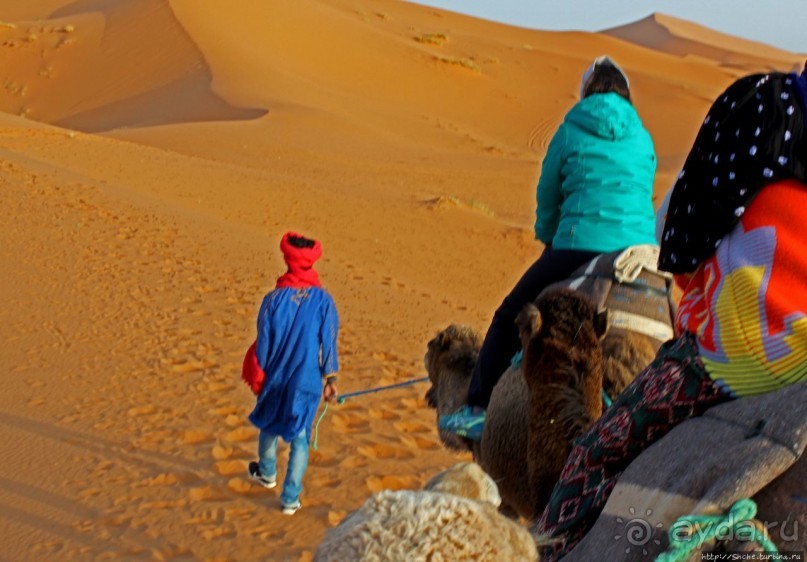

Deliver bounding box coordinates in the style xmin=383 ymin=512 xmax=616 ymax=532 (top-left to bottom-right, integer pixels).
xmin=309 ymin=451 xmax=342 ymax=468
xmin=200 ymin=525 xmax=237 ymax=540
xmin=309 ymin=474 xmax=342 ymax=488
xmin=338 ymin=456 xmax=369 ymax=470
xmin=224 ymin=427 xmax=256 ymax=443
xmin=393 ymin=421 xmax=431 ymax=434
xmin=213 ymin=460 xmax=245 ymax=476
xmin=328 ymin=510 xmax=347 ymax=527
xmin=127 ymin=405 xmax=158 ymax=417
xmin=182 ymin=429 xmax=215 ymax=445
xmin=197 ymin=380 xmax=232 ymax=392
xmin=357 ymin=443 xmax=415 ymax=460
xmin=244 ymin=524 xmax=285 ymax=541
xmin=399 ymin=397 xmax=425 ymax=409
xmin=139 ymin=499 xmax=188 ymax=510
xmin=186 ymin=507 xmax=225 ymax=525
xmin=211 ymin=444 xmax=234 ymax=460
xmin=367 ymin=407 xmax=401 ymax=421
xmin=226 ymin=477 xmax=259 ymax=496
xmin=209 ymin=406 xmax=240 ymax=417
xmin=365 ymin=474 xmax=421 ymax=493
xmin=78 ymin=487 xmax=101 ymax=498
xmin=330 ymin=412 xmax=370 ymax=434
xmin=141 ymin=473 xmax=188 ymax=486
xmin=189 ymin=485 xmax=229 ymax=502
xmin=401 ymin=434 xmax=441 ymax=451
xmin=371 ymin=351 xmax=399 ymax=362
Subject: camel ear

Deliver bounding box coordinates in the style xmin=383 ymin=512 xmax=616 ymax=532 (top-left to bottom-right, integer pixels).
xmin=594 ymin=308 xmax=610 ymax=340
xmin=516 ymin=303 xmax=541 ymax=347
xmin=437 ymin=330 xmax=453 ymax=350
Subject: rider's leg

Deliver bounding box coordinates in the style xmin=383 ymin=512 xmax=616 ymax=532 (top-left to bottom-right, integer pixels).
xmin=469 ymin=247 xmax=601 ymax=409
xmin=439 ymin=246 xmax=600 ymax=439
xmin=533 ymin=333 xmax=732 ymax=561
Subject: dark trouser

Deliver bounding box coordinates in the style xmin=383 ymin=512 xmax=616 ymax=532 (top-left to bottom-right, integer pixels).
xmin=467 ymin=246 xmax=601 ymax=409
xmin=535 ymin=333 xmax=732 ymax=560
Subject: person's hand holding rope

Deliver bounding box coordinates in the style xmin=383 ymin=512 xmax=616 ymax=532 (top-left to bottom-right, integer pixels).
xmin=323 ymin=374 xmax=338 ymax=403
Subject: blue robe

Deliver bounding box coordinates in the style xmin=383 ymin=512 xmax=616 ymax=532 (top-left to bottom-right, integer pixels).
xmin=248 ymin=287 xmax=339 ymax=441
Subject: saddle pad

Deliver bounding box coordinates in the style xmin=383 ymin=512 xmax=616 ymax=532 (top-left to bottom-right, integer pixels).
xmin=564 ymin=382 xmax=807 ymax=561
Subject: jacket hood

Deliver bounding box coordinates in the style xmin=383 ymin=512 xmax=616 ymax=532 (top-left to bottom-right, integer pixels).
xmin=565 ymin=92 xmax=641 ymax=140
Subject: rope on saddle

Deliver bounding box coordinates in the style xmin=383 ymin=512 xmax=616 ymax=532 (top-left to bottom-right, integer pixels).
xmin=547 ymin=246 xmax=677 ymax=346
xmin=654 ymin=499 xmax=778 ymax=562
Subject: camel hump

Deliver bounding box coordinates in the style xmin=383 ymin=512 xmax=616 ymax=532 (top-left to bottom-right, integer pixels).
xmin=541 ymin=245 xmax=675 ymax=345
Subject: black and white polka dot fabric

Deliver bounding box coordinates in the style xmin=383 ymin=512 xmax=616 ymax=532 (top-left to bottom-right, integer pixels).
xmin=658 ymin=70 xmax=807 ymax=273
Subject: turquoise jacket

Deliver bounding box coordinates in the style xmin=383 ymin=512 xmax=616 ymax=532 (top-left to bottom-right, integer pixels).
xmin=534 ymin=92 xmax=657 ymax=252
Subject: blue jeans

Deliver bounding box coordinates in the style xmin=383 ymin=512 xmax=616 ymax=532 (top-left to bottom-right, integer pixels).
xmin=258 ymin=427 xmax=309 ymax=506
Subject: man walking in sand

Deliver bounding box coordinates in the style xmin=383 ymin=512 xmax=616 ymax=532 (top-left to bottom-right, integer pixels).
xmin=244 ymin=231 xmax=339 ymax=515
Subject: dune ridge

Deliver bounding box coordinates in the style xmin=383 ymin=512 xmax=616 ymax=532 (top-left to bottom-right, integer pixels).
xmin=1 ymin=0 xmax=803 ymax=560
xmin=0 ymin=0 xmax=264 ymax=132
xmin=604 ymin=13 xmax=804 ymax=72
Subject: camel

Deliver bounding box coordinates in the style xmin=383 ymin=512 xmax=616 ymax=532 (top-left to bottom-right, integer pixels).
xmin=426 ymin=296 xmax=664 ymax=520
xmin=426 ymin=248 xmax=675 ymax=519
xmin=519 ymin=289 xmax=609 ymax=515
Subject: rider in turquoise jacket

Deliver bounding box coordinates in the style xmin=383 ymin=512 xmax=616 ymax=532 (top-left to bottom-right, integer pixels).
xmin=535 ymin=91 xmax=657 ymax=252
xmin=440 ymin=56 xmax=658 ymax=441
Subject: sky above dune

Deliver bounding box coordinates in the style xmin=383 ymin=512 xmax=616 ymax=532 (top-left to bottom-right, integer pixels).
xmin=407 ymin=0 xmax=806 ymax=54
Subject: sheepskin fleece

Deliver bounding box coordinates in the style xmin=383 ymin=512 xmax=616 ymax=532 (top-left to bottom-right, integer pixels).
xmin=423 ymin=461 xmax=502 ymax=507
xmin=314 ymin=490 xmax=537 ymax=562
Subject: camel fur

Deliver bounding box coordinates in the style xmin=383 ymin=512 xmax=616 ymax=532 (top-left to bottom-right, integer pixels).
xmin=426 ymin=293 xmax=647 ymax=520
xmin=424 ymin=324 xmax=480 ymax=451
xmin=313 ymin=462 xmax=537 ymax=562
xmin=521 ymin=288 xmax=609 ymax=515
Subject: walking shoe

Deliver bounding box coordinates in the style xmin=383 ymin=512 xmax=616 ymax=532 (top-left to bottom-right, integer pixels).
xmin=438 ymin=405 xmax=486 ymax=441
xmin=248 ymin=461 xmax=277 ymax=489
xmin=281 ymin=500 xmax=302 ymax=515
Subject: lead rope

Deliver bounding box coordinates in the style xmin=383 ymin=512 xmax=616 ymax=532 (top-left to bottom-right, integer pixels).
xmin=311 ymin=402 xmax=329 ymax=451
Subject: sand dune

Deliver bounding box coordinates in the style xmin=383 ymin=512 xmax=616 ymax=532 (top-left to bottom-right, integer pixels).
xmin=0 ymin=0 xmax=264 ymax=131
xmin=0 ymin=0 xmax=803 ymax=560
xmin=604 ymin=13 xmax=804 ymax=73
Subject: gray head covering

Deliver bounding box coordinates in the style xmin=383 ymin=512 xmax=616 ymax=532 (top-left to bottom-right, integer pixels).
xmin=580 ymin=55 xmax=630 ymax=98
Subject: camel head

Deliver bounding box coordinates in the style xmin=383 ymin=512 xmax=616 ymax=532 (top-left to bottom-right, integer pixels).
xmin=515 ymin=302 xmax=542 ymax=350
xmin=522 ymin=288 xmax=609 ymax=434
xmin=531 ymin=287 xmax=609 ymax=345
xmin=424 ymin=324 xmax=481 ymax=451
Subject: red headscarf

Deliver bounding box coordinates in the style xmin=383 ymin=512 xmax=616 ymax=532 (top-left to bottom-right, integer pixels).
xmin=275 ymin=231 xmax=322 ymax=288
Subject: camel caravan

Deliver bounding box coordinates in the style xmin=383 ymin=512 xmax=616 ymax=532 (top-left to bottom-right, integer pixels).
xmin=315 ymin=64 xmax=807 ymax=561
xmin=315 ymin=247 xmax=807 ymax=561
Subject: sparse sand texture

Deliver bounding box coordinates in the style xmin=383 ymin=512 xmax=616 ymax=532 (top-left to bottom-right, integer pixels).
xmin=0 ymin=0 xmax=803 ymax=560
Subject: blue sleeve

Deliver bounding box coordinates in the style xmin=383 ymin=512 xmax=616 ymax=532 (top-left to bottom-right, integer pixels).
xmin=534 ymin=125 xmax=565 ymax=243
xmin=319 ymin=294 xmax=339 ymax=376
xmin=255 ymin=294 xmax=273 ymax=371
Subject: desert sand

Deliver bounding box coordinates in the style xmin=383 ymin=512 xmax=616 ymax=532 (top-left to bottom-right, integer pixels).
xmin=0 ymin=0 xmax=803 ymax=560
